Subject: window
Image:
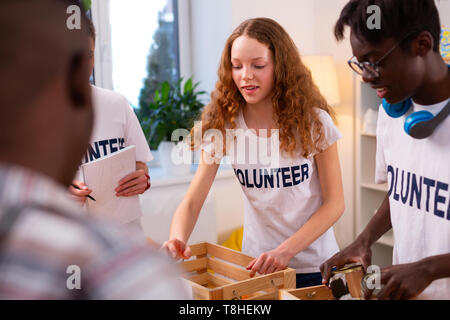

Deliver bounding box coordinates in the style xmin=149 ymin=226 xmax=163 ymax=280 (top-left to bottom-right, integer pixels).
xmin=91 ymin=0 xmax=180 ymax=110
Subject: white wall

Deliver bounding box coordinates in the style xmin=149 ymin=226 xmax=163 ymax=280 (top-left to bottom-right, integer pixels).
xmin=188 ymin=0 xmax=233 ymax=94
xmin=231 ymin=0 xmax=316 ymax=54
xmin=437 ymin=0 xmax=450 ymax=27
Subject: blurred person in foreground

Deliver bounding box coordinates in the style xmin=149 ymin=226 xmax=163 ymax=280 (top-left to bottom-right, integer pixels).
xmin=0 ymin=0 xmax=188 ymax=299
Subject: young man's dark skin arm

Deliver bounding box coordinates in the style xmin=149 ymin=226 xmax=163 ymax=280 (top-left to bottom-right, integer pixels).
xmin=322 ymin=193 xmax=450 ymax=300
xmin=320 ymin=194 xmax=392 ymax=283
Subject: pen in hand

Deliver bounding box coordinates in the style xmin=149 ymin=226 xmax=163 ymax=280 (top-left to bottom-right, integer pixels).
xmin=71 ymin=183 xmax=96 ymax=201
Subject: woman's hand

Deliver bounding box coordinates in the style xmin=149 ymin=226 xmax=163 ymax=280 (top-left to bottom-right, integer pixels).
xmin=69 ymin=180 xmax=92 ymax=205
xmin=246 ymin=248 xmax=292 ymax=277
xmin=115 ymin=169 xmax=150 ymax=197
xmin=161 ymin=238 xmax=192 ymax=260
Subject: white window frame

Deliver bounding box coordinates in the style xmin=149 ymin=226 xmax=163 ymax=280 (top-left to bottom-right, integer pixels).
xmin=177 ymin=0 xmax=192 ymax=80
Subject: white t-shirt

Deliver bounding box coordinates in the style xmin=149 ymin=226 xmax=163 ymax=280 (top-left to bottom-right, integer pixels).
xmin=375 ymin=98 xmax=450 ymax=300
xmin=83 ymin=85 xmax=153 ymax=165
xmin=76 ymin=85 xmax=153 ymax=223
xmin=205 ymin=108 xmax=342 ymax=273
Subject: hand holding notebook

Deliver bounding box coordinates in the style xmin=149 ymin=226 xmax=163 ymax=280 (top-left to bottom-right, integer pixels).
xmin=81 ymin=145 xmax=143 ymax=225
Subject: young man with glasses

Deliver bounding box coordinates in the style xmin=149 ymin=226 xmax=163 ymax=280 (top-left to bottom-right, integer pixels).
xmin=321 ymin=0 xmax=450 ymax=299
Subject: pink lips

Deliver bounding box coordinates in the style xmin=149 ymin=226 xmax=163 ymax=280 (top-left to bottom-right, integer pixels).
xmin=242 ymin=85 xmax=259 ymax=95
xmin=376 ymin=87 xmax=388 ymax=99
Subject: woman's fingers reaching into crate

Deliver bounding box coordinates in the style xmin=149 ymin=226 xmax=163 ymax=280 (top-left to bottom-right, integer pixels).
xmin=246 ymin=249 xmax=290 ymax=277
xmin=161 ymin=238 xmax=192 ymax=260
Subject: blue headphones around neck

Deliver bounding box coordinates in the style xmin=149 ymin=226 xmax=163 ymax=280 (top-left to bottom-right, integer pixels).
xmin=381 ymin=65 xmax=450 ymax=139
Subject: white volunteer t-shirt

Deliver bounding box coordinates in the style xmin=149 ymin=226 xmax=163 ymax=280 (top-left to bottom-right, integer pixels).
xmin=76 ymin=85 xmax=153 ymax=223
xmin=205 ymin=108 xmax=342 ymax=273
xmin=84 ymin=85 xmax=153 ymax=165
xmin=375 ymin=98 xmax=450 ymax=299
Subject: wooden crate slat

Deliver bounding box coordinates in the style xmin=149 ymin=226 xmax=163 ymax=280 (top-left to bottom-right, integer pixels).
xmin=283 ymin=268 xmax=296 ymax=289
xmin=209 ymin=288 xmax=223 ymax=300
xmin=207 ymin=258 xmax=250 ymax=281
xmin=246 ymin=288 xmax=278 ymax=300
xmin=183 ymin=278 xmax=210 ymax=300
xmin=180 ymin=257 xmax=207 ymax=273
xmin=207 ymin=272 xmax=234 ymax=287
xmin=188 ymin=272 xmax=209 ymax=286
xmin=221 ymin=271 xmax=285 ymax=300
xmin=206 ymin=242 xmax=254 ymax=267
xmin=195 ymin=253 xmax=207 ymax=274
xmin=279 ymin=285 xmax=334 ymax=300
xmin=279 ymin=289 xmax=300 ymax=300
xmin=189 ymin=242 xmax=207 ymax=257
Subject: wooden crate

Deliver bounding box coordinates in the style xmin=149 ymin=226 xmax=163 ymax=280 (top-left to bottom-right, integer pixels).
xmin=180 ymin=242 xmax=296 ymax=300
xmin=279 ymin=285 xmax=334 ymax=300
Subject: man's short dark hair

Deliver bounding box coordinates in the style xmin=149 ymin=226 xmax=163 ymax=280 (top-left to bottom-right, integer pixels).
xmin=335 ymin=0 xmax=441 ymax=52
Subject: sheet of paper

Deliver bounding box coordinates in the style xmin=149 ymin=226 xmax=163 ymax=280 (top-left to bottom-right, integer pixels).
xmin=81 ymin=145 xmax=142 ymax=225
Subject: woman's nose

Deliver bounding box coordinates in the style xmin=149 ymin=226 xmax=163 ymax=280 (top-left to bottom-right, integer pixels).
xmin=242 ymin=66 xmax=254 ymax=80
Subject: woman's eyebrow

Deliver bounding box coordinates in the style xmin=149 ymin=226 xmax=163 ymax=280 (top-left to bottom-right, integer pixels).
xmin=231 ymin=57 xmax=266 ymax=62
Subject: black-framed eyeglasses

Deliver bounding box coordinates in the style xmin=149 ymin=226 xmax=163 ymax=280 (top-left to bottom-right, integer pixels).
xmin=347 ymin=32 xmax=415 ymax=78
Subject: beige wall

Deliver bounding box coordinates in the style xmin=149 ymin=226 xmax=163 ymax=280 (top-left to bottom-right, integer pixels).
xmin=313 ymin=0 xmax=356 ymax=248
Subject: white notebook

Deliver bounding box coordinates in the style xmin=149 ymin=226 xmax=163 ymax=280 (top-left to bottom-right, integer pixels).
xmin=81 ymin=145 xmax=142 ymax=225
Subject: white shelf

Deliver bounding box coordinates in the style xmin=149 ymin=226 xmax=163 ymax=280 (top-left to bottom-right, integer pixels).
xmin=360 ymin=182 xmax=389 ymax=193
xmin=355 ymin=77 xmax=394 ymax=260
xmin=377 ymin=233 xmax=394 ymax=247
xmin=361 ymin=132 xmax=377 ymax=138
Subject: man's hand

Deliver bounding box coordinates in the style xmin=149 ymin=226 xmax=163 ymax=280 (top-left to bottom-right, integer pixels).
xmin=374 ymin=262 xmax=433 ymax=300
xmin=69 ymin=180 xmax=92 ymax=205
xmin=115 ymin=169 xmax=150 ymax=197
xmin=320 ymin=240 xmax=372 ymax=285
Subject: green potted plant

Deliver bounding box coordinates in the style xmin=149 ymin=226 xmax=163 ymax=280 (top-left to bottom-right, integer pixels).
xmin=140 ymin=78 xmax=206 ymax=175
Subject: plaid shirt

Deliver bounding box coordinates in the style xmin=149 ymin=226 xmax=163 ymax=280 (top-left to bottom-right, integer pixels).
xmin=0 ymin=164 xmax=189 ymax=299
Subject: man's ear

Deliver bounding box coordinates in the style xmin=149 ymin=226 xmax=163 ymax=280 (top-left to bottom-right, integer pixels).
xmin=68 ymin=52 xmax=91 ymax=108
xmin=411 ymin=31 xmax=434 ymax=57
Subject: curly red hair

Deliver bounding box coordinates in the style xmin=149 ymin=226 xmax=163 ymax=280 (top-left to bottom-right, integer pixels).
xmin=191 ymin=17 xmax=336 ymax=158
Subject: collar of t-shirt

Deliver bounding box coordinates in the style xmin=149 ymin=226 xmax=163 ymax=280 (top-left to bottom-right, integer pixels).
xmin=411 ymin=97 xmax=450 ymax=115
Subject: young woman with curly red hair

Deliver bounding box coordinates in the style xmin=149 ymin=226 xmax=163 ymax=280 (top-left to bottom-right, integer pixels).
xmin=162 ymin=18 xmax=345 ymax=288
